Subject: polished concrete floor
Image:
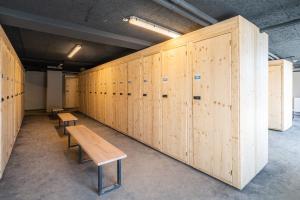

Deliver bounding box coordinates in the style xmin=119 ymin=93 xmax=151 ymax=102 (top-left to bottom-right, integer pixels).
xmin=0 ymin=112 xmax=300 ymax=200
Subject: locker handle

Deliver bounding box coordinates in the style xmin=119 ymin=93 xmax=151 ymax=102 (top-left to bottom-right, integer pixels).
xmin=1 ymin=98 xmax=4 ymax=102
xmin=89 ymin=92 xmax=92 ymax=94
xmin=120 ymin=93 xmax=123 ymax=95
xmin=162 ymin=94 xmax=168 ymax=98
xmin=193 ymin=96 xmax=201 ymax=100
xmin=104 ymin=92 xmax=107 ymax=95
xmin=143 ymin=94 xmax=147 ymax=97
xmin=100 ymin=92 xmax=102 ymax=94
xmin=7 ymin=96 xmax=9 ymax=99
xmin=11 ymin=95 xmax=13 ymax=98
xmin=95 ymin=92 xmax=97 ymax=94
xmin=113 ymin=93 xmax=116 ymax=95
xmin=128 ymin=93 xmax=131 ymax=96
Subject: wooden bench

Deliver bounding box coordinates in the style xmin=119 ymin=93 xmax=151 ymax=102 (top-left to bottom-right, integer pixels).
xmin=51 ymin=108 xmax=64 ymax=118
xmin=57 ymin=113 xmax=78 ymax=135
xmin=66 ymin=125 xmax=127 ymax=196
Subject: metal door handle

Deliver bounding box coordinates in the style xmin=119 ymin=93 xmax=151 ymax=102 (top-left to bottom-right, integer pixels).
xmin=143 ymin=94 xmax=147 ymax=96
xmin=162 ymin=94 xmax=168 ymax=98
xmin=128 ymin=93 xmax=131 ymax=96
xmin=120 ymin=93 xmax=123 ymax=95
xmin=193 ymin=96 xmax=201 ymax=100
xmin=113 ymin=93 xmax=116 ymax=95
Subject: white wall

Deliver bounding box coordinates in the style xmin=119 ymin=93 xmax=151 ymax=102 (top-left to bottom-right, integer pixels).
xmin=25 ymin=71 xmax=46 ymax=110
xmin=293 ymin=72 xmax=300 ymax=97
xmin=46 ymin=70 xmax=63 ymax=112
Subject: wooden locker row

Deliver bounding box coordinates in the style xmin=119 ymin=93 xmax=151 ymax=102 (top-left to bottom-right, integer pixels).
xmin=268 ymin=59 xmax=293 ymax=131
xmin=0 ymin=26 xmax=25 ymax=179
xmin=79 ymin=16 xmax=269 ymax=189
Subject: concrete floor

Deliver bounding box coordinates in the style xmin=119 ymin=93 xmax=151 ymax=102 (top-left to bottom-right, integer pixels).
xmin=0 ymin=113 xmax=300 ymax=200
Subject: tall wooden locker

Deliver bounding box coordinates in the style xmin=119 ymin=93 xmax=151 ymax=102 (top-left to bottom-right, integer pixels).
xmin=98 ymin=69 xmax=105 ymax=122
xmin=191 ymin=33 xmax=233 ymax=183
xmin=127 ymin=59 xmax=142 ymax=139
xmin=115 ymin=63 xmax=128 ymax=133
xmin=64 ymin=76 xmax=79 ymax=109
xmin=269 ymin=59 xmax=293 ymax=131
xmin=104 ymin=67 xmax=114 ymax=127
xmin=142 ymin=53 xmax=162 ymax=150
xmin=161 ymin=46 xmax=190 ymax=163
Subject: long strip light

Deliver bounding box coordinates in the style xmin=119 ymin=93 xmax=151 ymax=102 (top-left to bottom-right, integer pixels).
xmin=127 ymin=16 xmax=181 ymax=38
xmin=68 ymin=44 xmax=82 ymax=58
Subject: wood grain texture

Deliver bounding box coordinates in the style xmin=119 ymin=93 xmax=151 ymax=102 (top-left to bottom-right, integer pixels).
xmin=269 ymin=59 xmax=293 ymax=131
xmin=66 ymin=125 xmax=127 ymax=166
xmin=57 ymin=113 xmax=78 ymax=122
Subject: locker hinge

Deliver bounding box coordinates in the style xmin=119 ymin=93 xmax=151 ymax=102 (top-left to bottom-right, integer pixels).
xmin=229 ymin=40 xmax=232 ymax=46
xmin=230 ymin=170 xmax=233 ymax=175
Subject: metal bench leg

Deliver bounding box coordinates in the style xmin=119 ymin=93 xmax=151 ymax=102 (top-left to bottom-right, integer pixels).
xmin=68 ymin=133 xmax=78 ymax=149
xmin=74 ymin=120 xmax=76 ymax=126
xmin=78 ymin=145 xmax=82 ymax=163
xmin=98 ymin=165 xmax=103 ymax=195
xmin=63 ymin=122 xmax=66 ymax=135
xmin=117 ymin=160 xmax=122 ymax=185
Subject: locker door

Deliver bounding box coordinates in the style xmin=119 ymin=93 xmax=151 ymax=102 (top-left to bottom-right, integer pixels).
xmin=162 ymin=46 xmax=189 ymax=162
xmin=104 ymin=67 xmax=113 ymax=127
xmin=64 ymin=77 xmax=79 ymax=108
xmin=95 ymin=70 xmax=101 ymax=121
xmin=99 ymin=69 xmax=105 ymax=122
xmin=142 ymin=53 xmax=162 ymax=149
xmin=111 ymin=66 xmax=117 ymax=128
xmin=192 ymin=33 xmax=232 ymax=183
xmin=91 ymin=72 xmax=96 ymax=118
xmin=268 ymin=65 xmax=282 ymax=130
xmin=115 ymin=63 xmax=128 ymax=133
xmin=127 ymin=59 xmax=142 ymax=139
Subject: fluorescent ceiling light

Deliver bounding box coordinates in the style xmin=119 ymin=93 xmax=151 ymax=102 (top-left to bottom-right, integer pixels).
xmin=128 ymin=16 xmax=181 ymax=38
xmin=68 ymin=44 xmax=82 ymax=58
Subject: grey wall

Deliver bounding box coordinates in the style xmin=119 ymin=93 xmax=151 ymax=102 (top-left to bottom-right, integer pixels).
xmin=25 ymin=71 xmax=46 ymax=110
xmin=293 ymin=72 xmax=300 ymax=97
xmin=46 ymin=70 xmax=63 ymax=112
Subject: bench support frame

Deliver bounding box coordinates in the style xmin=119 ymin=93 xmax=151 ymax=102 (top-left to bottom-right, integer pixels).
xmin=98 ymin=160 xmax=122 ymax=196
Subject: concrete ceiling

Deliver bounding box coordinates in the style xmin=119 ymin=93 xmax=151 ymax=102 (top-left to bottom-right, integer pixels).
xmin=0 ymin=0 xmax=299 ymax=71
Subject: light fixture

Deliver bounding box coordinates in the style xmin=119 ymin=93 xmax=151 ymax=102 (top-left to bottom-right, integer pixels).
xmin=68 ymin=44 xmax=82 ymax=58
xmin=127 ymin=16 xmax=181 ymax=38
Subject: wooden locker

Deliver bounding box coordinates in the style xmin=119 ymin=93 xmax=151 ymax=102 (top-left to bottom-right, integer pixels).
xmin=268 ymin=60 xmax=293 ymax=131
xmin=191 ymin=33 xmax=233 ymax=183
xmin=142 ymin=53 xmax=162 ymax=150
xmin=104 ymin=67 xmax=114 ymax=127
xmin=115 ymin=63 xmax=128 ymax=133
xmin=161 ymin=46 xmax=190 ymax=163
xmin=64 ymin=76 xmax=79 ymax=109
xmin=127 ymin=59 xmax=142 ymax=139
xmin=99 ymin=69 xmax=105 ymax=122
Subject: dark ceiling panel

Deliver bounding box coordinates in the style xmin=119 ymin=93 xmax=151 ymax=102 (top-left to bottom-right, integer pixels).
xmin=0 ymin=0 xmax=300 ymax=70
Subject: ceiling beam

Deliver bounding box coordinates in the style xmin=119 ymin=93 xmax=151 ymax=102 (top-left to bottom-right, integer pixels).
xmin=261 ymin=18 xmax=300 ymax=31
xmin=0 ymin=6 xmax=152 ymax=50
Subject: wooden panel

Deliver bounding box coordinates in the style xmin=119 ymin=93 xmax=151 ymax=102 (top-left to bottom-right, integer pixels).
xmin=142 ymin=53 xmax=162 ymax=149
xmin=268 ymin=65 xmax=282 ymax=130
xmin=192 ymin=33 xmax=232 ymax=183
xmin=161 ymin=45 xmax=189 ymax=163
xmin=104 ymin=67 xmax=114 ymax=127
xmin=127 ymin=59 xmax=142 ymax=139
xmin=64 ymin=76 xmax=79 ymax=108
xmin=115 ymin=63 xmax=128 ymax=133
xmin=282 ymin=61 xmax=293 ymax=130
